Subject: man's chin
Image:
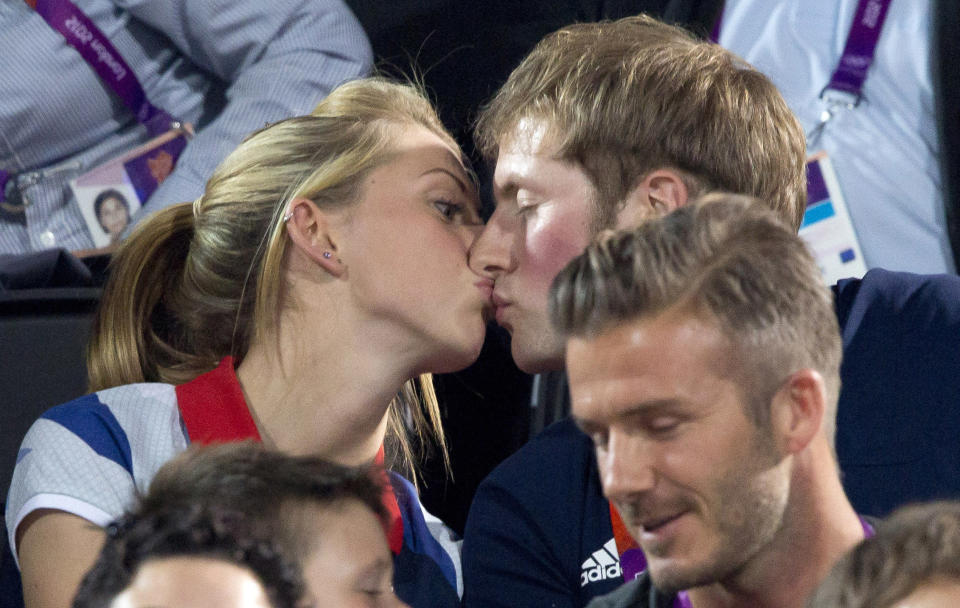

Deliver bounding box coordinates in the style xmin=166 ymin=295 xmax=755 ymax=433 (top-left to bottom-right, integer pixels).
xmin=646 ymin=559 xmax=710 ymax=596
xmin=500 ymin=325 xmax=567 ymax=373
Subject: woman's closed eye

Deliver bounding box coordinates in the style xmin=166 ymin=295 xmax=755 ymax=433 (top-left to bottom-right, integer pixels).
xmin=434 ymin=198 xmax=481 ymax=224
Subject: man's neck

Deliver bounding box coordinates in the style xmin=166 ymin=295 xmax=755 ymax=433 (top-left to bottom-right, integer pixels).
xmin=685 ymin=454 xmax=865 ymax=608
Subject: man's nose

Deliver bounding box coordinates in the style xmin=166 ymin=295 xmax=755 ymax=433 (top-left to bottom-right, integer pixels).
xmin=468 ymin=207 xmax=516 ymax=278
xmin=599 ymin=432 xmax=655 ymax=504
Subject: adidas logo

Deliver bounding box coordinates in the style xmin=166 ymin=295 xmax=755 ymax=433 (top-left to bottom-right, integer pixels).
xmin=580 ymin=538 xmax=622 ymax=587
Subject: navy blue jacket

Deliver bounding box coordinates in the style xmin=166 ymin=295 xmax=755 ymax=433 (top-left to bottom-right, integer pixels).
xmin=462 ymin=269 xmax=960 ymax=607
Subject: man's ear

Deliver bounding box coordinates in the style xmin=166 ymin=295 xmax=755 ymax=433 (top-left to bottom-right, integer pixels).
xmin=616 ymin=169 xmax=690 ymax=229
xmin=284 ymin=197 xmax=344 ymax=278
xmin=769 ymin=369 xmax=827 ymax=455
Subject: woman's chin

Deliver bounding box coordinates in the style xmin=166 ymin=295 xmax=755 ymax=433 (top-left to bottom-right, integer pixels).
xmin=426 ymin=328 xmax=487 ymax=374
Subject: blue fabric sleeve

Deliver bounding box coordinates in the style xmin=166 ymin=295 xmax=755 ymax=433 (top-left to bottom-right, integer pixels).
xmin=833 ymin=269 xmax=960 ymax=515
xmin=388 ymin=472 xmax=461 ymax=607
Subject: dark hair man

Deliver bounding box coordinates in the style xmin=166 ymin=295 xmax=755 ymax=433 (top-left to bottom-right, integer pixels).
xmin=552 ymin=195 xmax=864 ymax=607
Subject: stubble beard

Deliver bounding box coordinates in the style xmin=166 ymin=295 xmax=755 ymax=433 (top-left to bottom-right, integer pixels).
xmin=647 ymin=439 xmax=790 ymax=595
xmin=509 ymin=317 xmax=567 ymax=374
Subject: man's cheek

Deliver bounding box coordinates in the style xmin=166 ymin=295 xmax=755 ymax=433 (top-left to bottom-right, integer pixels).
xmin=524 ymin=217 xmax=592 ymax=283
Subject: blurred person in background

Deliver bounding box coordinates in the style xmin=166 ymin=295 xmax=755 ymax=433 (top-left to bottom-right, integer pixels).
xmin=808 ymin=500 xmax=960 ymax=608
xmin=0 ymin=0 xmax=371 ymax=254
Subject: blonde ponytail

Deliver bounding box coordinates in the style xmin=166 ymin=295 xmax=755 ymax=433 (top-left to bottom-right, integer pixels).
xmin=87 ymin=202 xmax=207 ymax=391
xmin=86 ymin=77 xmax=460 ymax=480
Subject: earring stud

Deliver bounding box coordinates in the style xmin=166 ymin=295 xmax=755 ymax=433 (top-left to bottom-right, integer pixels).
xmin=323 ymin=251 xmax=332 ymax=259
xmin=282 ymin=210 xmax=293 ymax=222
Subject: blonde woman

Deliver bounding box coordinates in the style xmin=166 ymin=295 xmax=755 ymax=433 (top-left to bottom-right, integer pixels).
xmin=5 ymin=77 xmax=490 ymax=608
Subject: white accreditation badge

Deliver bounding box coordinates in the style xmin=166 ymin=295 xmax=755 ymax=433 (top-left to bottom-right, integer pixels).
xmin=799 ymin=152 xmax=867 ymax=285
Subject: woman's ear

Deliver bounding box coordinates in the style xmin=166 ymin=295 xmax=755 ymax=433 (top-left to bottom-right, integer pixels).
xmin=616 ymin=169 xmax=690 ymax=229
xmin=770 ymin=369 xmax=827 ymax=455
xmin=284 ymin=197 xmax=344 ymax=278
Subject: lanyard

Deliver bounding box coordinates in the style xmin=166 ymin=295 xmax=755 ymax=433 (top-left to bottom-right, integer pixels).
xmin=610 ymin=502 xmax=645 ymax=580
xmin=807 ymin=0 xmax=894 ymax=147
xmin=2 ymin=0 xmax=181 ymax=204
xmin=0 ymin=172 xmax=9 ymax=206
xmin=33 ymin=0 xmax=177 ymax=137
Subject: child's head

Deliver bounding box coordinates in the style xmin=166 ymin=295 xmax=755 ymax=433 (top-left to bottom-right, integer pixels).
xmin=79 ymin=443 xmax=408 ymax=607
xmin=73 ymin=503 xmax=306 ymax=608
xmin=809 ymin=501 xmax=960 ymax=608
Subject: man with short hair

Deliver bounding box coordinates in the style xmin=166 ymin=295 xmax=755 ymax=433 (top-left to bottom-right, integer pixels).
xmin=551 ymin=194 xmax=865 ymax=607
xmin=469 ymin=15 xmax=805 ymax=375
xmin=461 ymin=12 xmax=960 ymax=608
xmin=462 ymin=15 xmax=807 ymax=607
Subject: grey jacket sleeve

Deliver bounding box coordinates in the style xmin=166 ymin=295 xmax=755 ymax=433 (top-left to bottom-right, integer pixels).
xmin=127 ymin=0 xmax=373 ymax=222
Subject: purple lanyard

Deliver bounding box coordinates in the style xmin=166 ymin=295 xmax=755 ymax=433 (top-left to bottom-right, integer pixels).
xmin=824 ymin=0 xmax=894 ymax=101
xmin=671 ymin=516 xmax=876 ymax=608
xmin=1 ymin=0 xmax=179 ymax=204
xmin=807 ymin=0 xmax=894 ymax=145
xmin=34 ymin=0 xmax=176 ymax=137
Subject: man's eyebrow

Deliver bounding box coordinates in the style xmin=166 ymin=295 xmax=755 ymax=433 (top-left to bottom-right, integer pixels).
xmin=493 ymin=178 xmax=521 ymax=204
xmin=616 ymin=399 xmax=683 ymax=417
xmin=495 ymin=167 xmax=546 ymax=199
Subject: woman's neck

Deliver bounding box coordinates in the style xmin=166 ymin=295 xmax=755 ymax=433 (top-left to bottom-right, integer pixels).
xmin=235 ymin=311 xmax=420 ymax=466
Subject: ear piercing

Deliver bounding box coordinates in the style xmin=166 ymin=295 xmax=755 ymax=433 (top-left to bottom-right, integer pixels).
xmin=282 ymin=210 xmax=294 ymax=222
xmin=323 ymin=251 xmax=332 ymax=259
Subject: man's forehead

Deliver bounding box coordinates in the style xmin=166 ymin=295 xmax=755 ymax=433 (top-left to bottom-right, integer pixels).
xmin=498 ymin=116 xmax=562 ymax=158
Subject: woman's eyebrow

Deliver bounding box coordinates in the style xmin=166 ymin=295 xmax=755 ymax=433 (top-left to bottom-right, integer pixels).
xmin=420 ymin=165 xmax=484 ymax=217
xmin=419 ymin=166 xmax=469 ymax=194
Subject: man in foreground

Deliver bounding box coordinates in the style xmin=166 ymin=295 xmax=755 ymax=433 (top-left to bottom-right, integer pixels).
xmin=551 ymin=195 xmax=868 ymax=607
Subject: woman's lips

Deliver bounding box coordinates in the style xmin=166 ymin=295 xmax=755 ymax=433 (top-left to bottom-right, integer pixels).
xmin=474 ymin=279 xmax=494 ymax=300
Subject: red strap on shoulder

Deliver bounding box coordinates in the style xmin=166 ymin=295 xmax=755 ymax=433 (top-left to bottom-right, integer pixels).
xmin=175 ymin=357 xmax=261 ymax=443
xmin=610 ymin=502 xmax=640 ymax=557
xmin=375 ymin=447 xmax=404 ymax=555
xmin=176 ymin=358 xmax=403 ymax=553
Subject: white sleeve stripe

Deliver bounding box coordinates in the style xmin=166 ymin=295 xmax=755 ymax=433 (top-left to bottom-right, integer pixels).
xmin=421 ymin=504 xmax=464 ymax=598
xmin=8 ymin=494 xmax=114 ymax=571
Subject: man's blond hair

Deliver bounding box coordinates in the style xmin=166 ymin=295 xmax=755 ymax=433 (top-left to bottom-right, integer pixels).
xmin=476 ymin=15 xmax=807 ymax=231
